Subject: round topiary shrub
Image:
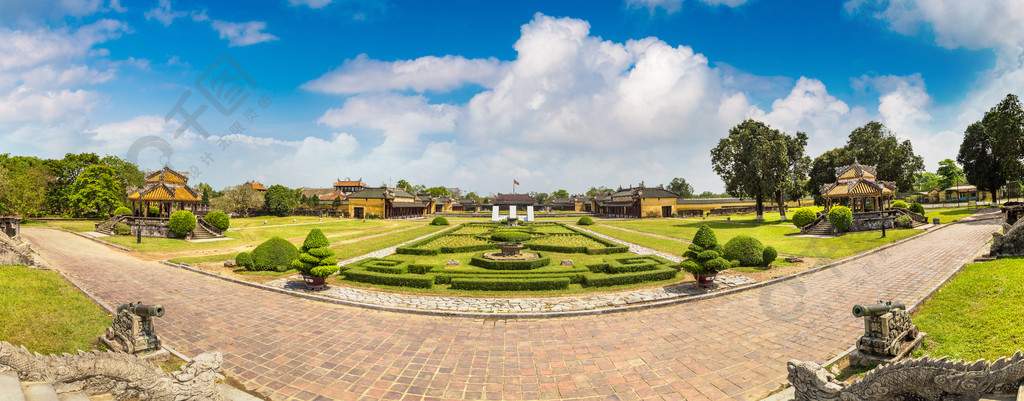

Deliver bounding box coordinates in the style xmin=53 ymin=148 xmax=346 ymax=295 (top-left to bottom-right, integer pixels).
xmin=762 ymin=246 xmax=777 ymax=267
xmin=113 ymin=222 xmax=131 ymax=235
xmin=235 ymin=252 xmax=252 ymax=269
xmin=892 ymin=200 xmax=908 ymax=209
xmin=895 ymin=215 xmax=913 ymax=229
xmin=791 ymin=208 xmax=816 ymax=228
xmin=204 ymin=211 xmax=230 ymax=231
xmin=577 ymin=216 xmax=595 ymax=225
xmin=909 ymin=202 xmax=925 ymax=214
xmin=292 ymin=229 xmax=339 ymax=278
xmin=722 ymin=235 xmax=766 ymax=266
xmin=168 ymin=210 xmax=197 ymax=237
xmin=430 ymin=216 xmax=449 ymax=226
xmin=249 ymin=237 xmax=299 ymax=272
xmin=112 ymin=206 xmax=132 ymax=216
xmin=490 ymin=231 xmax=532 ymax=242
xmin=828 ymin=206 xmax=853 ymax=233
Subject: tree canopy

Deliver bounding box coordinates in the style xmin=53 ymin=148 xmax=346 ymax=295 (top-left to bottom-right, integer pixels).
xmin=984 ymin=94 xmax=1024 ymax=180
xmin=212 ymin=184 xmax=263 ymax=217
xmin=958 ymin=99 xmax=1013 ymax=202
xmin=264 ymin=185 xmax=294 ymax=217
xmin=667 ymin=178 xmax=694 ymax=198
xmin=711 ymin=119 xmax=790 ymax=221
xmin=551 ymin=189 xmax=570 ymax=198
xmin=843 ymin=121 xmax=925 ymax=192
xmin=425 ymin=186 xmax=450 ymax=197
xmin=70 ymin=165 xmax=122 ymax=217
xmin=936 ymin=158 xmax=965 ymax=189
xmin=806 ymin=148 xmax=853 ymax=205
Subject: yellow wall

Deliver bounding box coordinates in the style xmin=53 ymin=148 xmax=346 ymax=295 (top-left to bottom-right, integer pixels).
xmin=347 ymin=198 xmax=386 ymax=218
xmin=640 ymin=198 xmax=677 ymax=218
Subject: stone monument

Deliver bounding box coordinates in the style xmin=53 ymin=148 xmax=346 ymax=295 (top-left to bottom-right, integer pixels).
xmin=510 ymin=205 xmax=517 ymax=220
xmin=492 ymin=205 xmax=500 ymax=222
xmin=848 ymin=300 xmax=923 ymax=367
xmin=99 ymin=302 xmax=169 ymax=361
xmin=526 ymin=206 xmax=534 ymax=222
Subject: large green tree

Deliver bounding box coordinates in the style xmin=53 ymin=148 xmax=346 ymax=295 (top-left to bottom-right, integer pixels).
xmin=667 ymin=178 xmax=694 ymax=198
xmin=396 ymin=179 xmax=413 ymax=192
xmin=805 ymin=148 xmax=854 ymax=205
xmin=99 ymin=155 xmax=144 ymax=201
xmin=264 ymin=185 xmax=294 ymax=217
xmin=711 ymin=119 xmax=790 ymax=221
xmin=777 ymin=132 xmax=811 ymax=219
xmin=914 ymin=172 xmax=942 ymax=192
xmin=551 ymin=189 xmax=570 ymax=198
xmin=984 ymin=94 xmax=1024 ymax=180
xmin=844 ymin=122 xmax=925 ymax=192
xmin=212 ymin=184 xmax=263 ymax=217
xmin=586 ymin=186 xmax=611 ymax=196
xmin=0 ymin=157 xmax=53 ymax=218
xmin=959 ymin=122 xmax=1007 ymax=203
xmin=936 ymin=158 xmax=965 ymax=189
xmin=425 ymin=186 xmax=450 ymax=197
xmin=44 ymin=153 xmax=101 ymax=215
xmin=69 ymin=165 xmax=122 ymax=217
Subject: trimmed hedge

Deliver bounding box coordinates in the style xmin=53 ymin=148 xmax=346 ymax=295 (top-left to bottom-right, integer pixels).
xmin=828 ymin=206 xmax=853 ymax=233
xmin=235 ymin=252 xmax=252 ymax=269
xmin=722 ymin=235 xmax=765 ymax=267
xmin=250 ymin=237 xmax=299 ymax=272
xmin=343 ymin=270 xmax=434 ymax=288
xmin=205 ymin=211 xmax=230 ymax=231
xmin=450 ymin=277 xmax=570 ymax=291
xmin=762 ymin=246 xmax=777 ymax=267
xmin=909 ymin=202 xmax=925 ymax=214
xmin=168 ymin=210 xmax=196 ymax=237
xmin=490 ymin=231 xmax=532 ymax=242
xmin=792 ymin=208 xmax=816 ymax=228
xmin=113 ymin=222 xmax=131 ymax=235
xmin=583 ymin=266 xmax=677 ymax=287
xmin=409 ymin=264 xmax=439 ymax=274
xmin=469 ymin=253 xmax=550 ymax=270
xmin=892 ymin=200 xmax=908 ymax=209
xmin=430 ymin=216 xmax=450 ymax=226
xmin=895 ymin=215 xmax=913 ymax=229
xmin=577 ymin=216 xmax=595 ymax=225
xmin=112 ymin=206 xmax=132 ymax=216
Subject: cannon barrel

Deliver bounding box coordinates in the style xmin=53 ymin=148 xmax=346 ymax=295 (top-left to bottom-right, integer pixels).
xmin=125 ymin=303 xmax=165 ymax=317
xmin=852 ymin=301 xmax=906 ymax=317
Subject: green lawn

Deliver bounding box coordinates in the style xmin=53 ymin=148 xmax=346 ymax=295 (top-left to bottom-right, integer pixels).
xmin=914 ymin=257 xmax=1024 ymax=361
xmin=592 ymin=219 xmax=921 ymax=259
xmin=23 ymin=220 xmax=101 ymax=232
xmin=690 ymin=205 xmax=823 ymax=225
xmin=0 ymin=265 xmax=110 ymax=354
xmin=330 ymin=224 xmax=447 ymax=260
xmin=923 ymin=207 xmax=984 ymax=224
xmin=229 ymin=215 xmax=339 ymax=228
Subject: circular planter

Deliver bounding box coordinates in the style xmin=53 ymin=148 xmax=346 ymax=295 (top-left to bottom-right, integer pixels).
xmin=695 ymin=273 xmax=717 ymax=289
xmin=499 ymin=242 xmax=524 ymax=257
xmin=302 ymin=275 xmax=326 ymax=291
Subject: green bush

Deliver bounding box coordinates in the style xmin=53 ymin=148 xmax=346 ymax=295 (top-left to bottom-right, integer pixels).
xmin=430 ymin=216 xmax=449 ymax=226
xmin=909 ymin=202 xmax=925 ymax=214
xmin=469 ymin=253 xmax=550 ymax=270
xmin=235 ymin=252 xmax=252 ymax=269
xmin=680 ymin=225 xmax=732 ymax=276
xmin=583 ymin=266 xmax=677 ymax=287
xmin=791 ymin=208 xmax=816 ymax=228
xmin=249 ymin=237 xmax=299 ymax=272
xmin=895 ymin=215 xmax=913 ymax=229
xmin=113 ymin=222 xmax=131 ymax=235
xmin=577 ymin=216 xmax=595 ymax=225
xmin=450 ymin=277 xmax=570 ymax=291
xmin=168 ymin=210 xmax=196 ymax=237
xmin=148 ymin=206 xmax=160 ymax=216
xmin=723 ymin=235 xmax=765 ymax=267
xmin=408 ymin=264 xmax=439 ymax=274
xmin=828 ymin=206 xmax=853 ymax=232
xmin=292 ymin=229 xmax=338 ymax=278
xmin=343 ymin=269 xmax=434 ymax=288
xmin=762 ymin=246 xmax=777 ymax=267
xmin=892 ymin=200 xmax=908 ymax=209
xmin=204 ymin=211 xmax=230 ymax=231
xmin=112 ymin=206 xmax=132 ymax=216
xmin=490 ymin=231 xmax=532 ymax=242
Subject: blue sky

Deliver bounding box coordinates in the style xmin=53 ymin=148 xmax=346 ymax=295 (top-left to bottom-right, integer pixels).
xmin=1 ymin=0 xmax=1021 ymax=195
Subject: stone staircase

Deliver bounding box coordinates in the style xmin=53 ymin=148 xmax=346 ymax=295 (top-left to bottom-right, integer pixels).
xmin=93 ymin=215 xmax=128 ymax=236
xmin=0 ymin=371 xmax=260 ymax=401
xmin=190 ymin=220 xmax=223 ymax=240
xmin=801 ymin=219 xmax=834 ymax=236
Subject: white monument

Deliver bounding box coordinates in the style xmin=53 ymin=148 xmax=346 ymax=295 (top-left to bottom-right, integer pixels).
xmin=526 ymin=206 xmax=534 ymax=222
xmin=510 ymin=205 xmax=517 ymax=220
xmin=491 ymin=205 xmax=500 ymax=222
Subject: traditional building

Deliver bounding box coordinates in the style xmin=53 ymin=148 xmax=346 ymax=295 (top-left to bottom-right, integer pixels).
xmin=126 ymin=167 xmax=206 ymax=217
xmin=675 ymin=197 xmax=805 ymax=217
xmin=492 ymin=193 xmax=536 ymax=212
xmin=457 ymin=198 xmax=480 ymax=212
xmin=334 ymin=178 xmax=366 ymax=194
xmin=433 ymin=196 xmax=456 ymax=213
xmin=245 ymin=181 xmax=267 ymax=192
xmin=572 ymin=196 xmax=593 ymax=212
xmin=927 ymin=184 xmax=1002 ymax=203
xmin=597 ymin=185 xmax=678 ymax=218
xmin=547 ymin=197 xmax=575 ymax=211
xmin=820 ymin=163 xmax=896 ymax=212
xmin=346 ymin=187 xmax=426 ymax=219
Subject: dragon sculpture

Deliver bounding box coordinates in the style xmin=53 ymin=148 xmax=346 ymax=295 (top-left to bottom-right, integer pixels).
xmin=0 ymin=341 xmax=223 ymax=401
xmin=787 ymin=351 xmax=1024 ymax=401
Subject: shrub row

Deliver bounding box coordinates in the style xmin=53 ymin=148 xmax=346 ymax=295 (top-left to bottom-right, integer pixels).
xmin=450 ymin=277 xmax=570 ymax=291
xmin=583 ymin=266 xmax=677 ymax=287
xmin=366 ymin=264 xmax=409 ymax=275
xmin=469 ymin=253 xmax=551 ymax=270
xmin=408 ymin=264 xmax=439 ymax=274
xmin=342 ymin=269 xmax=434 ymax=288
xmin=490 ymin=231 xmax=533 ymax=242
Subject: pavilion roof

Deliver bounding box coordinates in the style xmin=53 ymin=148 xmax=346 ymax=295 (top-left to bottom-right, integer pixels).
xmin=493 ymin=193 xmax=536 ymax=205
xmin=347 ymin=187 xmax=415 ymax=200
xmin=127 ymin=183 xmax=201 ymax=202
xmin=820 ymin=179 xmax=895 ymax=199
xmin=334 ymin=178 xmax=365 ymax=187
xmin=145 ymin=167 xmax=188 ymax=185
xmin=246 ymin=181 xmax=267 ymax=191
xmin=835 ymin=162 xmax=877 ymax=182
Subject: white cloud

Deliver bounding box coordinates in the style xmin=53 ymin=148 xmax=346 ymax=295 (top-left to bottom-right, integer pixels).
xmin=144 ymin=0 xmax=186 ymax=27
xmin=845 ymin=0 xmax=1024 ymax=51
xmin=210 ymin=20 xmax=278 ymax=47
xmin=288 ymin=0 xmax=332 ymax=9
xmin=625 ymin=0 xmax=748 ymax=15
xmin=302 ymin=54 xmax=506 ymax=94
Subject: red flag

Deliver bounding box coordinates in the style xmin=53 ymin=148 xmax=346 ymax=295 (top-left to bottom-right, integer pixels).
xmin=514 ymin=179 xmax=520 ymax=185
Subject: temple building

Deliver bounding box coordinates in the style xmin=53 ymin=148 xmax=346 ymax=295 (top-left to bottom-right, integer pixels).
xmin=346 ymin=187 xmax=426 ymax=219
xmin=596 ymin=184 xmax=678 ymax=218
xmin=492 ymin=193 xmax=536 ymax=212
xmin=126 ymin=167 xmax=207 ymax=217
xmin=245 ymin=181 xmax=267 ymax=192
xmin=820 ymin=162 xmax=896 ymax=212
xmin=334 ymin=178 xmax=366 ymax=194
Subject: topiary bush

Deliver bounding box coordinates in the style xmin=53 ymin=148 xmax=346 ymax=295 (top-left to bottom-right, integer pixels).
xmin=249 ymin=237 xmax=299 ymax=272
xmin=113 ymin=222 xmax=131 ymax=235
xmin=292 ymin=229 xmax=338 ymax=277
xmin=577 ymin=216 xmax=595 ymax=225
xmin=895 ymin=215 xmax=913 ymax=229
xmin=168 ymin=210 xmax=197 ymax=237
xmin=762 ymin=246 xmax=777 ymax=267
xmin=791 ymin=208 xmax=816 ymax=228
xmin=204 ymin=211 xmax=230 ymax=231
xmin=680 ymin=225 xmax=734 ymax=276
xmin=490 ymin=231 xmax=532 ymax=242
xmin=892 ymin=200 xmax=908 ymax=209
xmin=828 ymin=206 xmax=853 ymax=233
xmin=909 ymin=202 xmax=925 ymax=214
xmin=430 ymin=216 xmax=449 ymax=226
xmin=112 ymin=206 xmax=132 ymax=216
xmin=235 ymin=252 xmax=252 ymax=269
xmin=722 ymin=235 xmax=766 ymax=267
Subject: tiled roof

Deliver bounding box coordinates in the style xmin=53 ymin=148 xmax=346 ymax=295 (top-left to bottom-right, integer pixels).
xmin=246 ymin=181 xmax=267 ymax=191
xmin=348 ymin=187 xmax=416 ymax=200
xmin=493 ymin=193 xmax=536 ymax=205
xmin=145 ymin=167 xmax=188 ymax=185
xmin=334 ymin=179 xmax=365 ymax=187
xmin=835 ymin=163 xmax=877 ymax=181
xmin=821 ymin=179 xmax=895 ymax=198
xmin=611 ymin=186 xmax=679 ymax=199
xmin=318 ymin=193 xmax=345 ymax=201
xmin=301 ymin=188 xmax=335 ymax=197
xmin=127 ymin=184 xmax=200 ymax=202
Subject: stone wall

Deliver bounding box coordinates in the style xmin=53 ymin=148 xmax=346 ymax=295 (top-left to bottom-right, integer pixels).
xmin=124 ymin=217 xmax=180 ymax=238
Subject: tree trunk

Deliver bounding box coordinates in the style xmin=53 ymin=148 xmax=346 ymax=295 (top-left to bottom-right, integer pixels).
xmin=755 ymin=194 xmax=764 ymax=222
xmin=776 ymin=190 xmax=787 ymax=221
xmin=992 ymin=189 xmax=999 ymax=205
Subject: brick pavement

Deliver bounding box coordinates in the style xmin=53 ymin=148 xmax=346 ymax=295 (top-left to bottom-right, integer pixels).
xmin=19 ymin=210 xmax=1000 ymax=401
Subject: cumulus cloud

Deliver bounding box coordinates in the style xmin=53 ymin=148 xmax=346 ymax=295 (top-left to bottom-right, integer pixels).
xmin=210 ymin=20 xmax=278 ymax=47
xmin=302 ymin=54 xmax=506 ymax=94
xmin=144 ymin=0 xmax=186 ymax=27
xmin=318 ymin=94 xmax=459 ymax=140
xmin=845 ymin=0 xmax=1024 ymax=51
xmin=625 ymin=0 xmax=748 ymax=15
xmin=287 ymin=0 xmax=332 ymax=9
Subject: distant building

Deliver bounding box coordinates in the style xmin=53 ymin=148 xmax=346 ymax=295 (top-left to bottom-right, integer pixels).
xmin=334 ymin=178 xmax=366 ymax=194
xmin=346 ymin=187 xmax=426 ymax=219
xmin=596 ymin=184 xmax=678 ymax=218
xmin=245 ymin=181 xmax=267 ymax=192
xmin=126 ymin=167 xmax=206 ymax=217
xmin=492 ymin=193 xmax=536 ymax=212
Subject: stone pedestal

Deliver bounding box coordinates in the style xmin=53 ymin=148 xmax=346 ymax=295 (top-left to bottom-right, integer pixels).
xmin=849 ymin=331 xmax=925 ymax=367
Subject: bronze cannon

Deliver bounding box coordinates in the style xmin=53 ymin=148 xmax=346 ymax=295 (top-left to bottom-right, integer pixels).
xmin=852 ymin=300 xmax=906 ymax=317
xmin=125 ymin=303 xmax=165 ymax=317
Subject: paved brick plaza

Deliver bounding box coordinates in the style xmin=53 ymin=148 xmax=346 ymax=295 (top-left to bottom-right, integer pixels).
xmin=22 ymin=211 xmax=1000 ymax=401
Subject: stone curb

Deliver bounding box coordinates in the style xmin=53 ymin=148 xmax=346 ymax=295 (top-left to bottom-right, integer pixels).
xmin=158 ymin=210 xmax=1000 ymax=319
xmin=51 ymin=227 xmax=134 ymax=252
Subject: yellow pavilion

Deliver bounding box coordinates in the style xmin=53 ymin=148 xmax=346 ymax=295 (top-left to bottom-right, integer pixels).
xmin=126 ymin=167 xmax=205 ymax=217
xmin=820 ymin=162 xmax=896 ymax=212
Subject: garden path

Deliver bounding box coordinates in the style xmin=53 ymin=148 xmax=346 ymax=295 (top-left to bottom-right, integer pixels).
xmin=20 ymin=210 xmax=1000 ymax=401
